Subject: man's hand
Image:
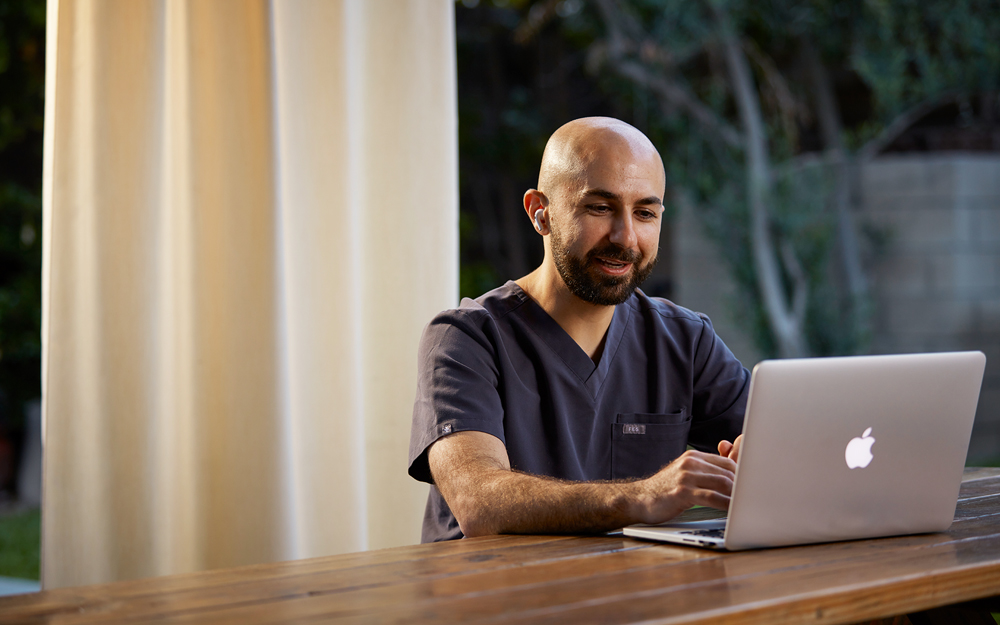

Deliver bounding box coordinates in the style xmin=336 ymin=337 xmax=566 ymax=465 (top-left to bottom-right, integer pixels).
xmin=717 ymin=434 xmax=743 ymax=464
xmin=630 ymin=450 xmax=736 ymax=525
xmin=429 ymin=430 xmax=738 ymax=536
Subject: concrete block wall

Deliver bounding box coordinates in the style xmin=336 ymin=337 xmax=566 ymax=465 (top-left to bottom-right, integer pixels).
xmin=673 ymin=154 xmax=1000 ymax=462
xmin=863 ymin=155 xmax=1000 ymax=462
xmin=673 ymin=202 xmax=763 ymax=370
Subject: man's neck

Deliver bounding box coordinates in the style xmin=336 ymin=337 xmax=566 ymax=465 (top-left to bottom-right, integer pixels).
xmin=516 ymin=267 xmax=616 ymax=363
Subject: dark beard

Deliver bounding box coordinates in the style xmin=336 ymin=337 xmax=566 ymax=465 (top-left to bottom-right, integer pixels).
xmin=550 ymin=227 xmax=657 ymax=306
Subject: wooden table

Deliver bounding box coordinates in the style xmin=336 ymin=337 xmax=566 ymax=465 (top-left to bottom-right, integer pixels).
xmin=3 ymin=468 xmax=1000 ymax=625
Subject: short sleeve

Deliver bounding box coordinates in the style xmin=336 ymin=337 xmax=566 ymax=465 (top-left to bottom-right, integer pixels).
xmin=407 ymin=306 xmax=508 ymax=484
xmin=687 ymin=313 xmax=750 ymax=450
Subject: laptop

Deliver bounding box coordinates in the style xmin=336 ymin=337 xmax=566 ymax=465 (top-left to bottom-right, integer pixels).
xmin=623 ymin=351 xmax=986 ymax=551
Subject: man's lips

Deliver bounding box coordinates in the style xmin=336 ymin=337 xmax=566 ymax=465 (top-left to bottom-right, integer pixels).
xmin=593 ymin=256 xmax=633 ymax=275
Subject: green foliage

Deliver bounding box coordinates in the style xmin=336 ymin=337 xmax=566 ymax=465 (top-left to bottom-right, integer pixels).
xmin=455 ymin=0 xmax=621 ymax=297
xmin=459 ymin=212 xmax=501 ymax=299
xmin=460 ymin=261 xmax=501 ymax=301
xmin=0 ymin=508 xmax=40 ymax=580
xmin=459 ymin=0 xmax=1000 ymax=358
xmin=852 ymin=0 xmax=1000 ymax=118
xmin=559 ymin=0 xmax=1000 ymax=358
xmin=0 ymin=0 xmax=44 ymax=428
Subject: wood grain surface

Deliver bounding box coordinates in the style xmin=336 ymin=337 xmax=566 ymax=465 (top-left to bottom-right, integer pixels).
xmin=2 ymin=468 xmax=998 ymax=624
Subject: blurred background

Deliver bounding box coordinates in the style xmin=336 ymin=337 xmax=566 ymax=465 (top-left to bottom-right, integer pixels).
xmin=0 ymin=0 xmax=43 ymax=589
xmin=454 ymin=0 xmax=1000 ymax=460
xmin=1 ymin=0 xmax=999 ymax=591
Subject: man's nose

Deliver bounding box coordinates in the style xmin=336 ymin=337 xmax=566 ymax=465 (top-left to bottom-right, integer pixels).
xmin=609 ymin=213 xmax=637 ymax=249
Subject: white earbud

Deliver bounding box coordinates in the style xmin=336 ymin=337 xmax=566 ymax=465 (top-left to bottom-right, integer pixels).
xmin=533 ymin=209 xmax=544 ymax=231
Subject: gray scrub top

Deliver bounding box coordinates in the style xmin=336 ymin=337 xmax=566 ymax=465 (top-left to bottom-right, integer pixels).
xmin=408 ymin=281 xmax=750 ymax=542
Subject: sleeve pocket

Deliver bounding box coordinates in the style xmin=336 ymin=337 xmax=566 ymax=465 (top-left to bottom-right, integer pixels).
xmin=611 ymin=410 xmax=691 ymax=480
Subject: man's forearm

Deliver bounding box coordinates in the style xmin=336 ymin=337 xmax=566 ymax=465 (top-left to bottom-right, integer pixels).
xmin=428 ymin=430 xmax=736 ymax=537
xmin=450 ymin=466 xmax=645 ymax=537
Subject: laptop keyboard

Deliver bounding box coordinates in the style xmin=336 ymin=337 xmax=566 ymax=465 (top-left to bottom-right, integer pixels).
xmin=679 ymin=528 xmax=726 ymax=539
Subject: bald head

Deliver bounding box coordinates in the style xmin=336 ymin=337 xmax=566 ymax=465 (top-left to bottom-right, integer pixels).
xmin=537 ymin=117 xmax=665 ymax=202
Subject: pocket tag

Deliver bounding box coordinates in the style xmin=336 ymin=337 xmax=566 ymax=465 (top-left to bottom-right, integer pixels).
xmin=623 ymin=424 xmax=646 ymax=435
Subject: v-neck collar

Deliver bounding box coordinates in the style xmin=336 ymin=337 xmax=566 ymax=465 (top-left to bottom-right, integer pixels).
xmin=506 ymin=281 xmax=631 ymax=397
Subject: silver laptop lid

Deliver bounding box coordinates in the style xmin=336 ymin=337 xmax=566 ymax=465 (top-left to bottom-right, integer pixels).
xmin=725 ymin=351 xmax=985 ymax=550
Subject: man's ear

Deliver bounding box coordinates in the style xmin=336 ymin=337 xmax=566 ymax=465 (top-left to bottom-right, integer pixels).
xmin=523 ymin=189 xmax=549 ymax=234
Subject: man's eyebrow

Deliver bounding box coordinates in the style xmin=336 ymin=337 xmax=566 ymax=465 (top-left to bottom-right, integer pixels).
xmin=583 ymin=189 xmax=620 ymax=201
xmin=583 ymin=188 xmax=663 ymax=206
xmin=636 ymin=196 xmax=664 ymax=206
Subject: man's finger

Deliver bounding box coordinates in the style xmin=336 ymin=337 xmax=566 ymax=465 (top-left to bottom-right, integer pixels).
xmin=718 ymin=440 xmax=733 ymax=457
xmin=684 ymin=450 xmax=737 ymax=473
xmin=730 ymin=435 xmax=744 ymax=463
xmin=690 ymin=489 xmax=731 ymax=510
xmin=683 ymin=472 xmax=734 ymax=497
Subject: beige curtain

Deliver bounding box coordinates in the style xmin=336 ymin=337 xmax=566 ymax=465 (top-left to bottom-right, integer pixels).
xmin=42 ymin=0 xmax=457 ymax=588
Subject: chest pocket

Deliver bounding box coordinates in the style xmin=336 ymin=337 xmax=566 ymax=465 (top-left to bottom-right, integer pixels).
xmin=611 ymin=411 xmax=691 ymax=480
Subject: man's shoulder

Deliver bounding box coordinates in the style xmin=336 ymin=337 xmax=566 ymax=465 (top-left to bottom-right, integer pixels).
xmin=627 ymin=289 xmax=711 ymax=326
xmin=424 ymin=281 xmax=528 ymax=340
xmin=471 ymin=280 xmax=531 ymax=318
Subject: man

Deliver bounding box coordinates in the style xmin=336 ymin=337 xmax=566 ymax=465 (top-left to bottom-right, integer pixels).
xmin=408 ymin=117 xmax=748 ymax=542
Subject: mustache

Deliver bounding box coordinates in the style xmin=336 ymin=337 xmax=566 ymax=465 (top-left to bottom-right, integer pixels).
xmin=587 ymin=244 xmax=643 ymax=264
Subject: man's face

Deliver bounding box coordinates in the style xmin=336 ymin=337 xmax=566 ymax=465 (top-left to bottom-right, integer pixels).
xmin=546 ymin=143 xmax=664 ymax=306
xmin=549 ymin=220 xmax=658 ymax=306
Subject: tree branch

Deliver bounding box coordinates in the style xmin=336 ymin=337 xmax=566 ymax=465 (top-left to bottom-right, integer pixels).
xmin=614 ymin=60 xmax=744 ymax=150
xmin=513 ymin=0 xmax=560 ymax=44
xmin=742 ymin=38 xmax=802 ymax=142
xmin=802 ymin=39 xmax=868 ymax=332
xmin=714 ymin=3 xmax=807 ymax=358
xmin=590 ymin=0 xmax=743 ymax=151
xmin=780 ymin=239 xmax=809 ymax=326
xmin=857 ymin=92 xmax=962 ymax=161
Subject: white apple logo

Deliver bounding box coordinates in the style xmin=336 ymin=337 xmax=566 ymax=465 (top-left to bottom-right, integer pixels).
xmin=845 ymin=427 xmax=875 ymax=469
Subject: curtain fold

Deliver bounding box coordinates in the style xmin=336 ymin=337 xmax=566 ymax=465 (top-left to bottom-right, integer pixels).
xmin=42 ymin=0 xmax=457 ymax=588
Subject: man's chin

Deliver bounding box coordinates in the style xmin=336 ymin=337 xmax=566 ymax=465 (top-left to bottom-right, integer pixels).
xmin=576 ymin=275 xmax=641 ymax=306
xmin=592 ymin=271 xmax=638 ymax=291
xmin=554 ymin=251 xmax=656 ymax=306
